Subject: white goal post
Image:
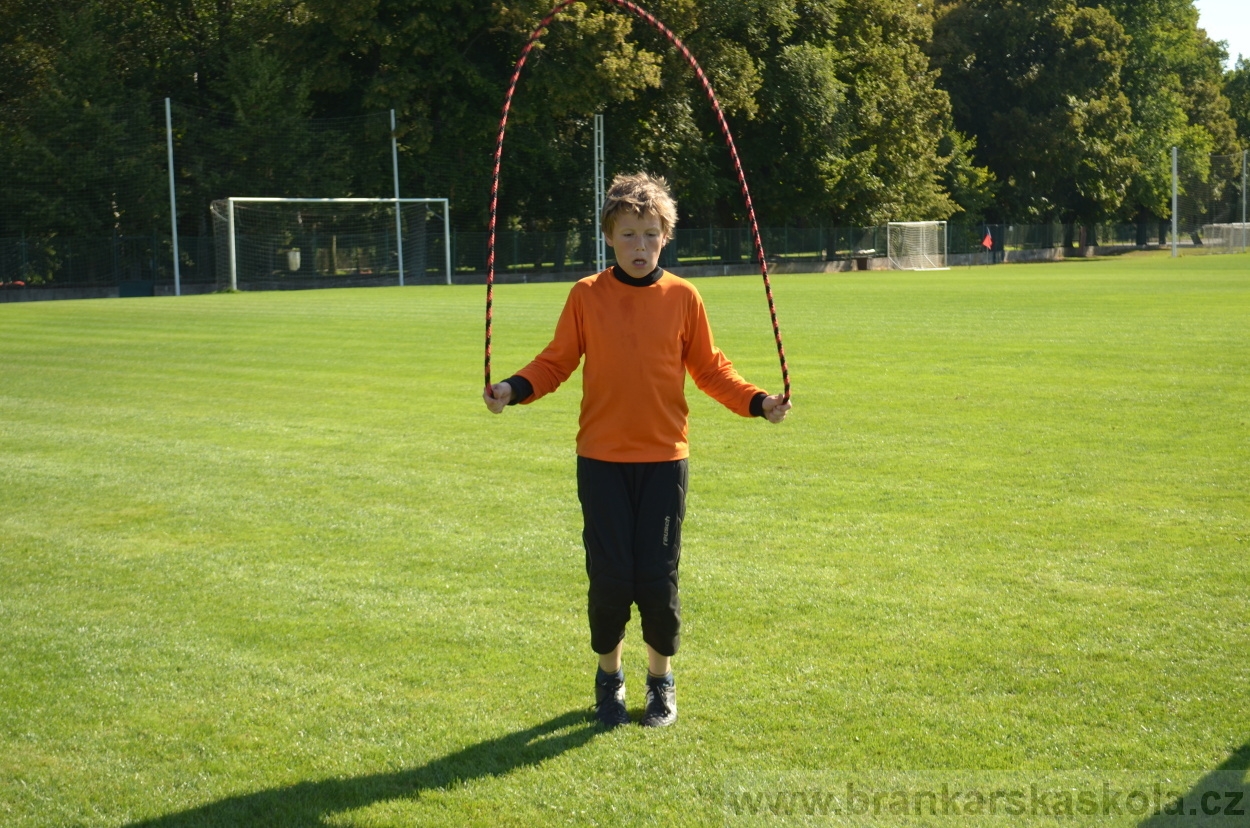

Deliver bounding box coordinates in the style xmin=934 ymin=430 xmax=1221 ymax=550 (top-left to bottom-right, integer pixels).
xmin=215 ymin=197 xmax=451 ymax=290
xmin=887 ymin=221 xmax=949 ymax=270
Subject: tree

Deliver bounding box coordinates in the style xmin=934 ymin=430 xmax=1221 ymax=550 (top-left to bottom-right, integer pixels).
xmin=1100 ymin=0 xmax=1238 ymax=235
xmin=192 ymin=46 xmax=344 ymax=200
xmin=1225 ymin=57 xmax=1250 ymax=146
xmin=601 ymin=0 xmax=772 ymax=225
xmin=272 ymin=0 xmax=673 ymax=232
xmin=938 ymin=129 xmax=997 ymax=224
xmin=932 ymin=0 xmax=1137 ymax=225
xmin=822 ymin=0 xmax=965 ymax=224
xmin=0 ymin=7 xmax=165 ymax=240
xmin=0 ymin=0 xmax=60 ymax=108
xmin=592 ymin=0 xmax=982 ymax=227
xmin=744 ymin=39 xmax=850 ymax=224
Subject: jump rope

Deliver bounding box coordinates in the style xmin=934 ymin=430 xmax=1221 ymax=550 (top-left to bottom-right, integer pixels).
xmin=485 ymin=0 xmax=790 ymax=405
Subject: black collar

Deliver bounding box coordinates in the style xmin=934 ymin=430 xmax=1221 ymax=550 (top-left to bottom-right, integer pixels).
xmin=611 ymin=264 xmax=662 ymax=287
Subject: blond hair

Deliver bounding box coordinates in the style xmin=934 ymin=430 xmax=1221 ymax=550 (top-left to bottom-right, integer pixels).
xmin=601 ymin=172 xmax=678 ymax=236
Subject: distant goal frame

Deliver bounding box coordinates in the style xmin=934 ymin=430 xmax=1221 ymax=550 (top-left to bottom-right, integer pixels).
xmin=887 ymin=220 xmax=950 ymax=271
xmin=222 ymin=197 xmax=452 ymax=290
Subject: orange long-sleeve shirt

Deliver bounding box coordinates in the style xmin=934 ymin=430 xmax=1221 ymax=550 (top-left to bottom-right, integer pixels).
xmin=514 ymin=267 xmax=765 ymax=463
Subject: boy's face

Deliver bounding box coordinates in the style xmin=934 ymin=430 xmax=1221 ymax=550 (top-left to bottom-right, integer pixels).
xmin=604 ymin=209 xmax=668 ymax=280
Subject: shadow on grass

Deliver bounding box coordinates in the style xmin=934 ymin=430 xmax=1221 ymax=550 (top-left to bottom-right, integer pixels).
xmin=1138 ymin=741 xmax=1250 ymax=827
xmin=125 ymin=709 xmax=599 ymax=828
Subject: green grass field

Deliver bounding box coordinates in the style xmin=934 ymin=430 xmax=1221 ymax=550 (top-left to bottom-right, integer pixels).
xmin=1 ymin=253 xmax=1247 ymax=827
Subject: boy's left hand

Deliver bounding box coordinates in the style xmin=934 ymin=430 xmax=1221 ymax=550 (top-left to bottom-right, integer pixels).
xmin=483 ymin=382 xmax=513 ymax=414
xmin=761 ymin=394 xmax=791 ymax=424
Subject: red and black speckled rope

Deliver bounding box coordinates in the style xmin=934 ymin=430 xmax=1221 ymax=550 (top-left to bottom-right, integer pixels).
xmin=486 ymin=0 xmax=790 ymax=404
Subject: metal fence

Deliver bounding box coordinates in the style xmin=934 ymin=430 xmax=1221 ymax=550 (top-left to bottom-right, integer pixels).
xmin=4 ymin=219 xmax=1245 ymax=294
xmin=3 ymin=93 xmax=1244 ymax=294
xmin=4 ymin=94 xmax=1245 ymax=295
xmin=450 ymin=226 xmax=890 ymax=278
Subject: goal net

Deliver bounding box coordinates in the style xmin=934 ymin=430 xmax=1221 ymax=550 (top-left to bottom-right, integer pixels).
xmin=887 ymin=221 xmax=948 ymax=270
xmin=1200 ymin=223 xmax=1250 ymax=252
xmin=210 ymin=198 xmax=451 ymax=290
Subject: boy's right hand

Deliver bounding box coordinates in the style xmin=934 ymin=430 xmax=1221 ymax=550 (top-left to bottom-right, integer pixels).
xmin=483 ymin=382 xmax=513 ymax=414
xmin=761 ymin=393 xmax=792 ymax=423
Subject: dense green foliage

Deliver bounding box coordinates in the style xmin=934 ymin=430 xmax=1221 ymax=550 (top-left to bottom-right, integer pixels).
xmin=933 ymin=1 xmax=1136 ymax=224
xmin=2 ymin=256 xmax=1248 ymax=825
xmin=1227 ymin=58 xmax=1250 ymax=149
xmin=931 ymin=0 xmax=1241 ymax=226
xmin=0 ymin=0 xmax=1243 ymax=234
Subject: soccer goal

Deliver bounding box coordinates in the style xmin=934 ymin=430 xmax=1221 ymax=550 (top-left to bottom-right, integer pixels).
xmin=887 ymin=221 xmax=949 ymax=270
xmin=1200 ymin=223 xmax=1250 ymax=253
xmin=210 ymin=197 xmax=451 ymax=290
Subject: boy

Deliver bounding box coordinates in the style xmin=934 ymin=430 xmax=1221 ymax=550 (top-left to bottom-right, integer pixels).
xmin=483 ymin=173 xmax=790 ymax=728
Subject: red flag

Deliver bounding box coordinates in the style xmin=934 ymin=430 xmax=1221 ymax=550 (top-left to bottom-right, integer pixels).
xmin=981 ymin=231 xmax=993 ymax=250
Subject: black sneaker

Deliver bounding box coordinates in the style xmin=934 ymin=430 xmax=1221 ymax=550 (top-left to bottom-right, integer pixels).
xmin=594 ymin=669 xmax=630 ymax=729
xmin=641 ymin=673 xmax=676 ymax=728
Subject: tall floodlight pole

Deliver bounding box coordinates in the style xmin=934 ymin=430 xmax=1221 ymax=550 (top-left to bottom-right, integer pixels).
xmin=443 ymin=202 xmax=452 ymax=285
xmin=165 ymin=98 xmax=181 ymax=296
xmin=594 ymin=113 xmax=606 ymax=272
xmin=227 ymin=198 xmax=238 ymax=291
xmin=1171 ymin=146 xmax=1179 ymax=258
xmin=391 ymin=110 xmax=406 ymax=286
xmin=1239 ymin=147 xmax=1247 ymax=251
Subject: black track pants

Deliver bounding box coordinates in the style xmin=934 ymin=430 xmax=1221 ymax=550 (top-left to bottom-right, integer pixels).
xmin=577 ymin=455 xmax=688 ymax=657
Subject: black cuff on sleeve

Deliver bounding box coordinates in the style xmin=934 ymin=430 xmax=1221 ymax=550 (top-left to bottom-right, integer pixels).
xmin=504 ymin=375 xmax=534 ymax=405
xmin=749 ymin=392 xmax=767 ymax=418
